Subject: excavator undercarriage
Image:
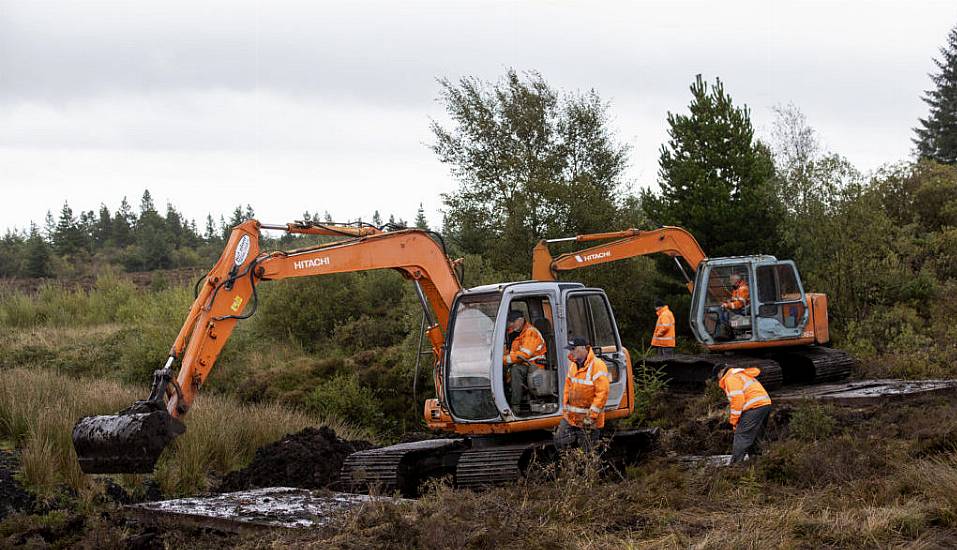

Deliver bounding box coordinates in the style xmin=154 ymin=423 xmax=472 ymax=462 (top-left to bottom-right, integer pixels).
xmin=645 ymin=346 xmax=854 ymax=391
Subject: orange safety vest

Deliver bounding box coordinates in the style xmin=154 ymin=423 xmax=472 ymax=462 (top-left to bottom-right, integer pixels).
xmin=562 ymin=349 xmax=610 ymax=428
xmin=723 ymin=281 xmax=750 ymax=311
xmin=718 ymin=367 xmax=771 ymax=429
xmin=651 ymin=305 xmax=676 ymax=348
xmin=503 ymin=323 xmax=547 ymax=368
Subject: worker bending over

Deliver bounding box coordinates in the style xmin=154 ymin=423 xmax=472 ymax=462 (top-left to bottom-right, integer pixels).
xmin=715 ymin=365 xmax=772 ymax=463
xmin=554 ymin=337 xmax=610 ymax=451
xmin=503 ymin=310 xmax=547 ymax=407
xmin=651 ymin=298 xmax=675 ymax=356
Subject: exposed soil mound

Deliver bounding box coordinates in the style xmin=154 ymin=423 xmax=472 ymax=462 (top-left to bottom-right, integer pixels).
xmin=0 ymin=450 xmax=36 ymax=520
xmin=218 ymin=427 xmax=374 ymax=492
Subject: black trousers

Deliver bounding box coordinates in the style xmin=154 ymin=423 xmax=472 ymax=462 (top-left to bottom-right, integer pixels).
xmin=553 ymin=419 xmax=600 ymax=452
xmin=731 ymin=405 xmax=771 ymax=463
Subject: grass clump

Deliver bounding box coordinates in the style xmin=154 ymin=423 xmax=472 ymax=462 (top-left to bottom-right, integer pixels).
xmin=0 ymin=367 xmax=359 ymax=498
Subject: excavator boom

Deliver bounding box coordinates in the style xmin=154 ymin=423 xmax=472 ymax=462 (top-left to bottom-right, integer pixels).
xmin=532 ymin=226 xmax=706 ymax=290
xmin=73 ymin=220 xmax=462 ymax=474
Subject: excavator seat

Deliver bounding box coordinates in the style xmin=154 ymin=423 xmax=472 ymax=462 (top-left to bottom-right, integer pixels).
xmin=528 ymin=318 xmax=559 ymax=400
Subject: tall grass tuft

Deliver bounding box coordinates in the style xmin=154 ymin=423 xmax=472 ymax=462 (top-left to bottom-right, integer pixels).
xmin=0 ymin=367 xmax=361 ymax=498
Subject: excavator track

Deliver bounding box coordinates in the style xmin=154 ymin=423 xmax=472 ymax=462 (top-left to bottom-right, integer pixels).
xmin=769 ymin=346 xmax=855 ymax=385
xmin=455 ymin=444 xmax=536 ymax=490
xmin=644 ymin=346 xmax=853 ymax=390
xmin=645 ymin=353 xmax=784 ymax=390
xmin=339 ymin=438 xmax=464 ymax=497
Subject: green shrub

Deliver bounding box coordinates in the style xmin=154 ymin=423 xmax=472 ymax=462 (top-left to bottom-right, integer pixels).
xmin=307 ymin=372 xmax=384 ymax=432
xmin=621 ymin=358 xmax=667 ymax=428
xmin=789 ymin=402 xmax=837 ymax=441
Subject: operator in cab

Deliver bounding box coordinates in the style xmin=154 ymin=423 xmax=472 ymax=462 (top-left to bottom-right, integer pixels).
xmin=717 ymin=273 xmax=750 ymax=339
xmin=714 ymin=364 xmax=772 ymax=463
xmin=503 ymin=310 xmax=547 ymax=408
xmin=554 ymin=337 xmax=610 ymax=451
xmin=722 ymin=273 xmax=750 ymax=313
xmin=651 ymin=298 xmax=676 ymax=356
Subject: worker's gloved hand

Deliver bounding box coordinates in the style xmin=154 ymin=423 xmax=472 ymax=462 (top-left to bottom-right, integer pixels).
xmin=582 ymin=416 xmax=595 ymax=428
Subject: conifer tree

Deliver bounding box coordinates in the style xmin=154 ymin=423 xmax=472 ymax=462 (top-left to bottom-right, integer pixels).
xmin=53 ymin=202 xmax=88 ymax=256
xmin=414 ymin=203 xmax=429 ymax=230
xmin=915 ymin=24 xmax=957 ymax=164
xmin=25 ymin=222 xmax=51 ymax=277
xmin=113 ymin=197 xmax=135 ymax=247
xmin=643 ymin=75 xmax=781 ymax=256
xmin=204 ymin=214 xmax=218 ymax=242
xmin=93 ymin=204 xmax=113 ymax=248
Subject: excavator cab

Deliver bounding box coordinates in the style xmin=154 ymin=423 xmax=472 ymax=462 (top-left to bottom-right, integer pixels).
xmin=691 ymin=256 xmax=809 ymax=346
xmin=442 ymin=282 xmax=630 ymax=427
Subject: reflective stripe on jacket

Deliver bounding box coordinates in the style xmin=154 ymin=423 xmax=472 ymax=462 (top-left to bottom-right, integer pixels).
xmin=504 ymin=323 xmax=547 ymax=368
xmin=722 ymin=281 xmax=750 ymax=310
xmin=562 ymin=349 xmax=610 ymax=428
xmin=718 ymin=367 xmax=771 ymax=429
xmin=651 ymin=305 xmax=676 ymax=348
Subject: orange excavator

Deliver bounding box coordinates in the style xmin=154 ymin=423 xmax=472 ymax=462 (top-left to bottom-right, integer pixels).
xmin=73 ymin=219 xmax=653 ymax=496
xmin=532 ymin=227 xmax=854 ymax=388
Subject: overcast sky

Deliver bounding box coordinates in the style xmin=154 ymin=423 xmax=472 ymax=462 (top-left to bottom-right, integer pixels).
xmin=1 ymin=0 xmax=955 ymax=233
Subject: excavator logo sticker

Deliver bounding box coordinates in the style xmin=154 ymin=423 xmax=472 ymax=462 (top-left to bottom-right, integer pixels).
xmin=574 ymin=251 xmax=612 ymax=263
xmin=293 ymin=257 xmax=331 ymax=270
xmin=230 ymin=296 xmax=244 ymax=312
xmin=234 ymin=235 xmax=251 ymax=266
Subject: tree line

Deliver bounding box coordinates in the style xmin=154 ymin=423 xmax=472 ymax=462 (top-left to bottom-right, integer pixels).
xmin=0 ymin=190 xmax=430 ymax=279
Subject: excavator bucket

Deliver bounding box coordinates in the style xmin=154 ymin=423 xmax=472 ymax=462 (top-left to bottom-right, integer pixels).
xmin=72 ymin=400 xmax=185 ymax=474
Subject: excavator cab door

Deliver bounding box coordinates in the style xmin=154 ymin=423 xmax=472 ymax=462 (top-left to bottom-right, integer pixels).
xmin=561 ymin=289 xmax=627 ymax=411
xmin=691 ymin=260 xmax=755 ymax=344
xmin=752 ymin=260 xmax=809 ymax=341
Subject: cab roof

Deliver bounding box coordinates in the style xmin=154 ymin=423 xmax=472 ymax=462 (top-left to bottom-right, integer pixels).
xmin=463 ymin=280 xmax=584 ymax=294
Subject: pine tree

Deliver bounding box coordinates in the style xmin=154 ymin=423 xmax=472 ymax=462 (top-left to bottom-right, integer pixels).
xmin=139 ymin=190 xmax=157 ymax=215
xmin=915 ymin=24 xmax=957 ymax=164
xmin=93 ymin=204 xmax=113 ymax=248
xmin=135 ymin=190 xmax=172 ymax=270
xmin=113 ymin=197 xmax=135 ymax=247
xmin=43 ymin=210 xmax=56 ymax=242
xmin=414 ymin=203 xmax=429 ymax=229
xmin=165 ymin=203 xmax=184 ymax=247
xmin=643 ymin=75 xmax=782 ymax=257
xmin=53 ymin=201 xmax=87 ymax=256
xmin=25 ymin=222 xmax=51 ymax=277
xmin=204 ymin=214 xmax=218 ymax=242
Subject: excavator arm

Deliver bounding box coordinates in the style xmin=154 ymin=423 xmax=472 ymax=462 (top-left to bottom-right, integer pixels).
xmin=73 ymin=220 xmax=462 ymax=474
xmin=531 ymin=226 xmax=707 ymax=291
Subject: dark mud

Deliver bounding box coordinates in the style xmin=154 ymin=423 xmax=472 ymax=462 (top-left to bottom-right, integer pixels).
xmin=0 ymin=450 xmax=35 ymax=521
xmin=218 ymin=427 xmax=374 ymax=492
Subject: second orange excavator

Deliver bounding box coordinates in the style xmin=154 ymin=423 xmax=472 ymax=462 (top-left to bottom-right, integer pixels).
xmin=532 ymin=226 xmax=854 ymax=389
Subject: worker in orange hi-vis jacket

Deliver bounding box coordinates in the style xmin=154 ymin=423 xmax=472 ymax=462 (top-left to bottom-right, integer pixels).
xmin=651 ymin=298 xmax=676 ymax=356
xmin=554 ymin=336 xmax=610 ymax=451
xmin=715 ymin=364 xmax=772 ymax=463
xmin=503 ymin=310 xmax=547 ymax=407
